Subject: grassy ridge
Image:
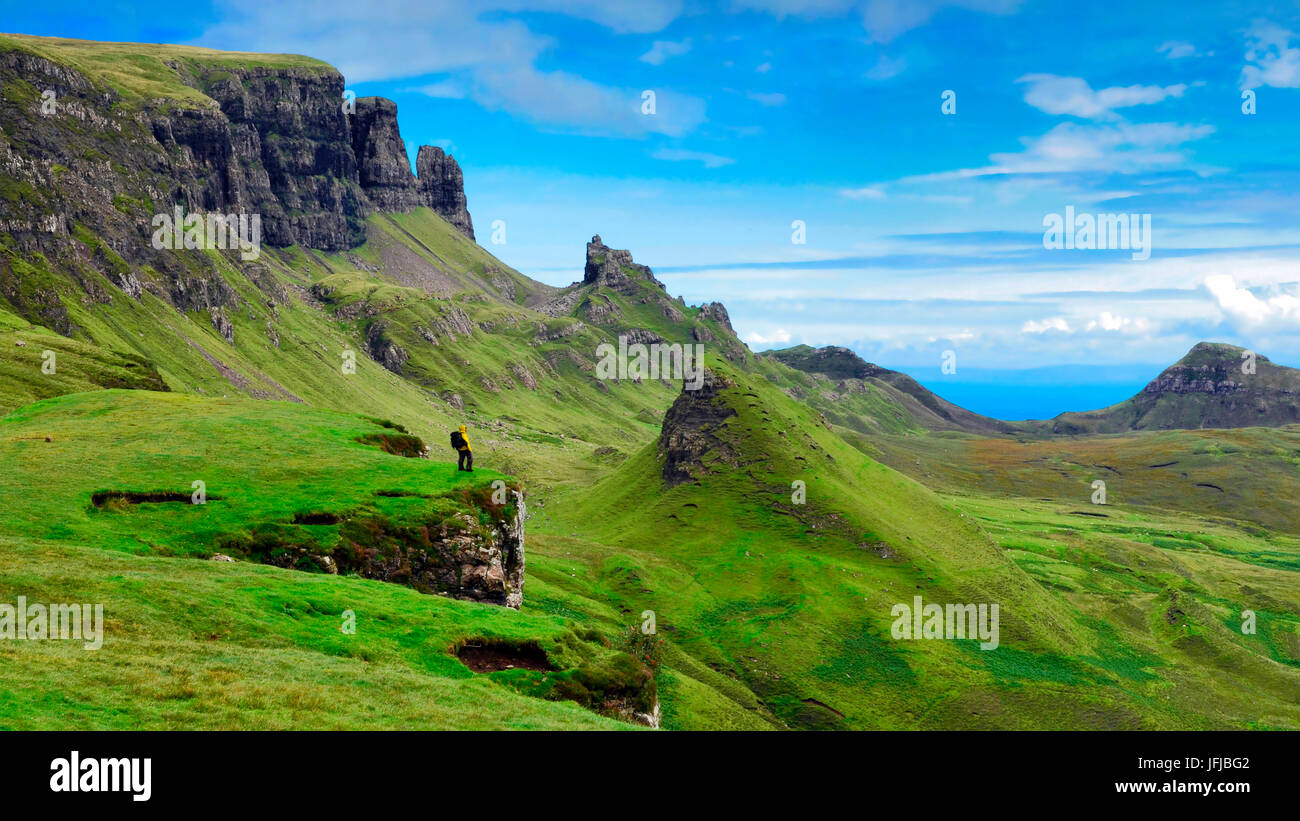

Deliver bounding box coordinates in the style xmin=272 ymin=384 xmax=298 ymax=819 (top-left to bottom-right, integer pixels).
xmin=0 ymin=33 xmax=332 ymax=108
xmin=531 ymin=361 xmax=1300 ymax=728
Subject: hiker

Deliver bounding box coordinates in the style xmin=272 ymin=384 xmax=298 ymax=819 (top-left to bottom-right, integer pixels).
xmin=451 ymin=424 xmax=473 ymax=472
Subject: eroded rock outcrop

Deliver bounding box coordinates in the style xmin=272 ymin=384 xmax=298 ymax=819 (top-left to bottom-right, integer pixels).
xmin=658 ymin=368 xmax=739 ymax=487
xmin=350 ymin=100 xmax=476 ymax=237
xmin=698 ymin=301 xmax=733 ymax=332
xmin=365 ymin=321 xmax=409 ymax=373
xmin=237 ymin=489 xmax=526 ymax=608
xmin=338 ymin=490 xmax=525 ymax=609
xmin=416 ymin=145 xmax=475 ymax=239
xmin=584 ymin=235 xmax=666 ymax=292
xmin=351 ymin=96 xmax=422 ymax=212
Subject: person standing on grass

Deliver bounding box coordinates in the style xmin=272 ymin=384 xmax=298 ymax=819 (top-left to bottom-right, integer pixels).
xmin=451 ymin=424 xmax=473 ymax=472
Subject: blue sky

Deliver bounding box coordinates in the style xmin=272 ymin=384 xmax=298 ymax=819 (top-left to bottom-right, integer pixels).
xmin=10 ymin=1 xmax=1300 ymax=416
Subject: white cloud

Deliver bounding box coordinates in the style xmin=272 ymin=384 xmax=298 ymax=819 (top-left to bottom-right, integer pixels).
xmin=652 ymin=148 xmax=737 ymax=168
xmin=745 ymin=328 xmax=793 ymax=345
xmin=1157 ymin=40 xmax=1198 ymax=59
xmin=1205 ymin=274 xmax=1300 ymax=327
xmin=1022 ymin=317 xmax=1071 ymax=333
xmin=640 ymin=38 xmax=692 ymax=65
xmin=407 ymin=80 xmax=465 ymax=99
xmin=1085 ymin=312 xmax=1151 ymax=333
xmin=746 ymin=91 xmax=788 ymax=106
xmin=196 ymin=1 xmax=705 ymax=137
xmin=1017 ymin=74 xmax=1187 ymax=120
xmin=905 ymin=120 xmax=1215 ymax=182
xmin=756 ymin=62 xmax=773 ymax=73
xmin=1022 ymin=313 xmax=1150 ymax=335
xmin=1241 ymin=20 xmax=1300 ymax=89
xmin=839 ymin=185 xmax=886 ymax=200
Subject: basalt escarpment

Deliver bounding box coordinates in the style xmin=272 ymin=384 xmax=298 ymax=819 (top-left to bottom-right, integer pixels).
xmin=349 ymin=99 xmax=474 ymax=237
xmin=0 ymin=37 xmax=475 ymax=328
xmin=416 ymin=145 xmax=474 ymax=240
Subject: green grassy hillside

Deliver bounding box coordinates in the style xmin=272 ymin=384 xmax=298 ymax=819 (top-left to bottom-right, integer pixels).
xmin=3 ymin=34 xmax=1299 ymax=732
xmin=863 ymin=424 xmax=1300 ymax=536
xmin=0 ymin=390 xmax=657 ymax=729
xmin=533 ymin=361 xmax=1300 ymax=728
xmin=760 ymin=344 xmax=1013 ymax=436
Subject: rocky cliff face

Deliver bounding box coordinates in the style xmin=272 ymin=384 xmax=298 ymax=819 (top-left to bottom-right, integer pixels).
xmin=584 ymin=235 xmax=666 ymax=291
xmin=351 ymin=96 xmax=422 ymax=213
xmin=768 ymin=345 xmax=886 ymax=381
xmin=252 ymin=490 xmax=526 ymax=608
xmin=0 ymin=42 xmax=475 ymax=326
xmin=355 ymin=488 xmax=525 ymax=609
xmin=1139 ymin=343 xmax=1268 ymax=396
xmin=658 ymin=368 xmax=738 ymax=487
xmin=698 ymin=301 xmax=733 ymax=333
xmin=179 ymin=61 xmax=368 ymax=249
xmin=416 ymin=145 xmax=474 ymax=240
xmin=348 ymin=98 xmax=475 ymax=237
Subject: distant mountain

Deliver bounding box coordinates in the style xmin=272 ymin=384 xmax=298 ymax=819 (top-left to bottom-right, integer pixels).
xmin=761 ymin=345 xmax=1014 ymax=435
xmin=767 ymin=343 xmax=1300 ymax=437
xmin=1045 ymin=342 xmax=1300 ymax=433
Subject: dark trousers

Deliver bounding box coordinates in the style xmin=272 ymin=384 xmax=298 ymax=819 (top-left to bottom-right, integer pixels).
xmin=458 ymin=449 xmax=473 ymax=471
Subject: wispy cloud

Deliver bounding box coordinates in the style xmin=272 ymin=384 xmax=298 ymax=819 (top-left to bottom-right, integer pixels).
xmin=1157 ymin=40 xmax=1199 ymax=59
xmin=839 ymin=185 xmax=887 ymax=200
xmin=407 ymin=79 xmax=465 ymax=99
xmin=640 ymin=38 xmax=692 ymax=65
xmin=859 ymin=0 xmax=1023 ymax=43
xmin=903 ymin=120 xmax=1215 ymax=182
xmin=1022 ymin=317 xmax=1070 ymax=333
xmin=197 ymin=0 xmax=706 ymax=137
xmin=652 ymin=148 xmax=736 ymax=167
xmin=1017 ymin=74 xmax=1187 ymax=120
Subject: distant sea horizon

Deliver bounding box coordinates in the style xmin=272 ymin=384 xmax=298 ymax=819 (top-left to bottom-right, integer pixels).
xmin=897 ymin=364 xmax=1165 ymax=422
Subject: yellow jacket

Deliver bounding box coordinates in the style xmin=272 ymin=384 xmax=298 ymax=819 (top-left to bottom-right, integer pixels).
xmin=457 ymin=425 xmax=471 ymax=452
